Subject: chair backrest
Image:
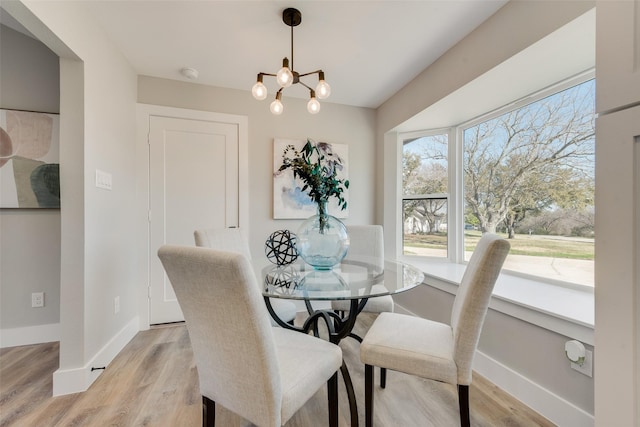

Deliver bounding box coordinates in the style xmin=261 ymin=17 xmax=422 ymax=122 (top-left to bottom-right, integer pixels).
xmin=194 ymin=227 xmax=252 ymax=260
xmin=344 ymin=225 xmax=384 ymax=268
xmin=450 ymin=233 xmax=510 ymax=385
xmin=158 ymin=245 xmax=282 ymax=426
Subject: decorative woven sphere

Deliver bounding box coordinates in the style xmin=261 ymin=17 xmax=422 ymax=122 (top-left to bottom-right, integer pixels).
xmin=265 ymin=230 xmax=298 ymax=265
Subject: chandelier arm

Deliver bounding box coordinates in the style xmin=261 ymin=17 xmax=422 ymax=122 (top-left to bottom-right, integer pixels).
xmin=297 ymin=80 xmax=314 ymax=91
xmin=297 ymin=70 xmax=323 ymax=78
xmin=261 ymin=72 xmax=278 ymax=77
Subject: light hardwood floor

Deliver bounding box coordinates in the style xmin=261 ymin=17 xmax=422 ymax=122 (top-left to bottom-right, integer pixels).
xmin=0 ymin=314 xmax=555 ymax=426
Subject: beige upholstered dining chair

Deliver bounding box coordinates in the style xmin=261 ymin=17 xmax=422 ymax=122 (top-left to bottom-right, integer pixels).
xmin=194 ymin=227 xmax=297 ymax=326
xmin=360 ymin=233 xmax=510 ymax=427
xmin=331 ymin=225 xmax=394 ymax=315
xmin=158 ymin=245 xmax=342 ymax=427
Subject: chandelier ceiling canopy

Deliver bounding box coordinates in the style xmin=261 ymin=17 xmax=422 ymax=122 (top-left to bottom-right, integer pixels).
xmin=251 ymin=7 xmax=331 ymax=115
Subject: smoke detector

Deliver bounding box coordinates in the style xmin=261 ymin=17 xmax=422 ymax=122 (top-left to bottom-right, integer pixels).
xmin=180 ymin=67 xmax=199 ymax=80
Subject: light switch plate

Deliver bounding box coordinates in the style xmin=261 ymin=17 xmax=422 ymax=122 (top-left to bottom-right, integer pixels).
xmin=96 ymin=169 xmax=112 ymax=190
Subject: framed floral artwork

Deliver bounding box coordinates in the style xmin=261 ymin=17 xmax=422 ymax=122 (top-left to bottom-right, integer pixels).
xmin=273 ymin=138 xmax=349 ymax=219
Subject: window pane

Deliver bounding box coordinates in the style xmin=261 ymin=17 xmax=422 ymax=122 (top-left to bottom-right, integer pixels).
xmin=403 ymin=135 xmax=448 ymax=195
xmin=403 ymin=198 xmax=447 ymax=257
xmin=462 ymin=80 xmax=595 ymax=286
xmin=402 ymin=134 xmax=449 ymax=257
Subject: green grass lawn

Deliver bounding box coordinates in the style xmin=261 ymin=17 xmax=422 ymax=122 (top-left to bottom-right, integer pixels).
xmin=404 ymin=230 xmax=594 ymax=260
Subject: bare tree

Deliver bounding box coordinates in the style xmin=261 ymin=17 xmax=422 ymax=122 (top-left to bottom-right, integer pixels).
xmin=463 ymin=80 xmax=595 ymax=236
xmin=403 ymin=151 xmax=447 ymax=234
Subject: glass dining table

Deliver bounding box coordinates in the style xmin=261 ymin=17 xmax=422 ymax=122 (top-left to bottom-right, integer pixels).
xmin=261 ymin=258 xmax=424 ymax=426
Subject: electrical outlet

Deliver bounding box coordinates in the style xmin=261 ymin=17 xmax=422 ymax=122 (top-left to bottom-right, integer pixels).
xmin=114 ymin=296 xmax=120 ymax=314
xmin=571 ymin=349 xmax=593 ymax=377
xmin=32 ymin=292 xmax=44 ymax=308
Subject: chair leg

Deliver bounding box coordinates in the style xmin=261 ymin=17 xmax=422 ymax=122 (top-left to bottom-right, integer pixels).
xmin=380 ymin=367 xmax=387 ymax=389
xmin=202 ymin=396 xmax=215 ymax=427
xmin=365 ymin=364 xmax=374 ymax=427
xmin=458 ymin=384 xmax=470 ymax=427
xmin=327 ymin=372 xmax=339 ymax=427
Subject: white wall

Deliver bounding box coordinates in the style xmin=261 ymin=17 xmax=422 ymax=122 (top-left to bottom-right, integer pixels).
xmin=5 ymin=0 xmax=139 ymax=394
xmin=377 ymin=0 xmax=596 ymax=423
xmin=0 ymin=24 xmax=61 ymax=346
xmin=137 ymin=77 xmax=377 ymax=261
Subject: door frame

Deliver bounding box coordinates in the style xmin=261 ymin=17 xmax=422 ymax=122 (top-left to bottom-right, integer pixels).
xmin=136 ymin=104 xmax=249 ymax=329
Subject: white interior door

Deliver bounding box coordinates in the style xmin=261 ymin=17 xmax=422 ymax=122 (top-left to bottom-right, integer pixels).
xmin=149 ymin=116 xmax=239 ymax=324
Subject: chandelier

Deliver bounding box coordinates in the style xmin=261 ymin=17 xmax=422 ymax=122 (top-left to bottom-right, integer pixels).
xmin=251 ymin=7 xmax=331 ymax=115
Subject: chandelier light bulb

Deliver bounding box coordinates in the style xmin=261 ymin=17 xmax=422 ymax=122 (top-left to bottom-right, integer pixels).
xmin=252 ymin=81 xmax=267 ymax=100
xmin=270 ymin=99 xmax=284 ymax=115
xmin=270 ymin=92 xmax=284 ymax=115
xmin=316 ymin=72 xmax=331 ymax=99
xmin=307 ymin=91 xmax=321 ymax=114
xmin=276 ymin=58 xmax=294 ymax=88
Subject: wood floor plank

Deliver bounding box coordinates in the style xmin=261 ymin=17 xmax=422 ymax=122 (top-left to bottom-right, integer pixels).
xmin=0 ymin=314 xmax=556 ymax=426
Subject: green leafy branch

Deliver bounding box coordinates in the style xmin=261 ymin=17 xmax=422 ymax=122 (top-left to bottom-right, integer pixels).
xmin=278 ymin=139 xmax=350 ymax=211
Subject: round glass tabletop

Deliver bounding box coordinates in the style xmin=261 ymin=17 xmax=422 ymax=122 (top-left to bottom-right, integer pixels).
xmin=262 ymin=258 xmax=424 ymax=301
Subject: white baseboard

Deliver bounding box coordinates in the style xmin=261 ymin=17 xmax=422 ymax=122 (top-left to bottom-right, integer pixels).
xmin=473 ymin=351 xmax=594 ymax=427
xmin=0 ymin=323 xmax=60 ymax=348
xmin=394 ymin=303 xmax=594 ymax=427
xmin=53 ymin=316 xmax=139 ymax=396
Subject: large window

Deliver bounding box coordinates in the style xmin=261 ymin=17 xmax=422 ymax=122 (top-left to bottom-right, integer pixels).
xmin=401 ymin=77 xmax=595 ymax=287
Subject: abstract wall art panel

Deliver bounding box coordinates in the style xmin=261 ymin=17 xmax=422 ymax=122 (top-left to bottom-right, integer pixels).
xmin=0 ymin=109 xmax=60 ymax=208
xmin=273 ymin=138 xmax=349 ymax=219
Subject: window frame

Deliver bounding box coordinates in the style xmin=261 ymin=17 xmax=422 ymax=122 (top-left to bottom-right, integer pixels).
xmin=398 ymin=70 xmax=595 ymax=289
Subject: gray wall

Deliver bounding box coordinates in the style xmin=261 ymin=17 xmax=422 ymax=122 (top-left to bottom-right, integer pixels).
xmin=0 ymin=24 xmax=61 ymax=335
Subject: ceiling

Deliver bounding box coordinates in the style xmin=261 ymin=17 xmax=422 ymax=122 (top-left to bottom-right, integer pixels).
xmin=65 ymin=0 xmax=509 ymax=109
xmin=2 ymin=1 xmax=594 ymax=125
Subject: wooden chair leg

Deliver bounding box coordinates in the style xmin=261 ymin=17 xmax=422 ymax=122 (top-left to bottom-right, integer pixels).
xmin=202 ymin=396 xmax=215 ymax=427
xmin=365 ymin=364 xmax=374 ymax=427
xmin=380 ymin=367 xmax=387 ymax=388
xmin=458 ymin=384 xmax=470 ymax=427
xmin=327 ymin=372 xmax=339 ymax=427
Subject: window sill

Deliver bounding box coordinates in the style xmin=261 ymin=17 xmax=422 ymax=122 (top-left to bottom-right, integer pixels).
xmin=401 ymin=256 xmax=595 ymax=345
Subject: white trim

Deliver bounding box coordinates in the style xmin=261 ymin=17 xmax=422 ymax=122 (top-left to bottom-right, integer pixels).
xmin=0 ymin=323 xmax=60 ymax=348
xmin=394 ymin=303 xmax=594 ymax=426
xmin=473 ymin=351 xmax=594 ymax=427
xmin=383 ymin=131 xmax=402 ymax=259
xmin=53 ymin=316 xmax=139 ymax=396
xmin=405 ymin=257 xmax=594 ymax=345
xmin=135 ymin=103 xmax=249 ymax=329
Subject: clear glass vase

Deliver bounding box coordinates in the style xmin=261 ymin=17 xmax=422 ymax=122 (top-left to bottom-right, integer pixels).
xmin=296 ymin=201 xmax=350 ymax=270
